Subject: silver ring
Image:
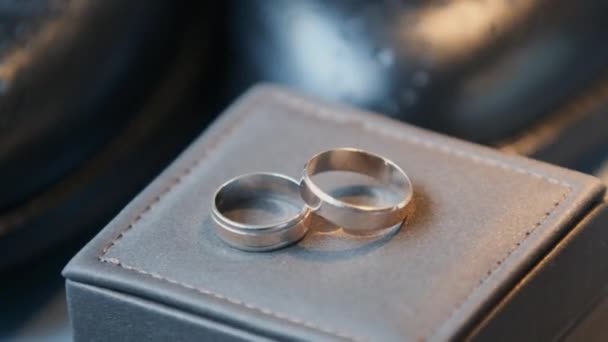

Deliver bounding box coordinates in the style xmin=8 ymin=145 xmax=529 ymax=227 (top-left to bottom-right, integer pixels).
xmin=212 ymin=172 xmax=310 ymax=251
xmin=299 ymin=148 xmax=414 ymax=233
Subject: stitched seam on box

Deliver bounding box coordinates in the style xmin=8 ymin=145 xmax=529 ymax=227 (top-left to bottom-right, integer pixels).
xmin=98 ymin=103 xmax=362 ymax=342
xmin=273 ymin=92 xmax=574 ymax=339
xmin=274 ymin=92 xmax=574 ymax=339
xmin=100 ymin=257 xmax=358 ymax=341
xmin=98 ymin=89 xmax=573 ymax=341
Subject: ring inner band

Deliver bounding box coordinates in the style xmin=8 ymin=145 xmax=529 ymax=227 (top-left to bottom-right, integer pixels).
xmin=215 ymin=174 xmax=305 ymax=230
xmin=305 ymin=149 xmax=410 ymax=211
xmin=212 ymin=173 xmax=309 ymax=251
xmin=300 ymin=148 xmax=413 ymax=232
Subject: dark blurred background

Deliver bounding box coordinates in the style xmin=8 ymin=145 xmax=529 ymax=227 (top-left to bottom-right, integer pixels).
xmin=0 ymin=0 xmax=607 ymax=340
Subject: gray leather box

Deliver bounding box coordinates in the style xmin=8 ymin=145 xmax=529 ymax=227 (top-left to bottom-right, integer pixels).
xmin=63 ymin=85 xmax=606 ymax=341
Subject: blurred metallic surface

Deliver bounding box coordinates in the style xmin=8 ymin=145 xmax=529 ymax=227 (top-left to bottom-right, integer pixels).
xmin=228 ymin=0 xmax=608 ymax=143
xmin=500 ymin=75 xmax=608 ymax=177
xmin=0 ymin=0 xmax=181 ymax=209
xmin=0 ymin=0 xmax=227 ymax=268
xmin=0 ymin=1 xmax=228 ymax=339
xmin=498 ymin=79 xmax=608 ymax=156
xmin=0 ymin=234 xmax=79 ymax=341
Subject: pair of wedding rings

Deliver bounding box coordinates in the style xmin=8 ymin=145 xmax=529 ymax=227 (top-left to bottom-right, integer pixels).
xmin=211 ymin=148 xmax=414 ymax=251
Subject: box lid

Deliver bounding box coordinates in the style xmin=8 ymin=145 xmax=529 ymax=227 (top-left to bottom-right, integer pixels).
xmin=64 ymin=85 xmax=605 ymax=341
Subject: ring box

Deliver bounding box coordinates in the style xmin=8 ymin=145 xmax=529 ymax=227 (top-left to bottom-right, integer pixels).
xmin=63 ymin=85 xmax=606 ymax=341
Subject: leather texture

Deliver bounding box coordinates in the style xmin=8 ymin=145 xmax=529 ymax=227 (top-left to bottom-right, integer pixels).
xmin=469 ymin=204 xmax=608 ymax=341
xmin=66 ymin=280 xmax=266 ymax=342
xmin=63 ymin=85 xmax=605 ymax=341
xmin=565 ymin=294 xmax=608 ymax=342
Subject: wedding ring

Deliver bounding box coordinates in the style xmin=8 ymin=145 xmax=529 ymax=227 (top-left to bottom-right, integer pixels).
xmin=299 ymin=148 xmax=414 ymax=233
xmin=212 ymin=173 xmax=310 ymax=251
